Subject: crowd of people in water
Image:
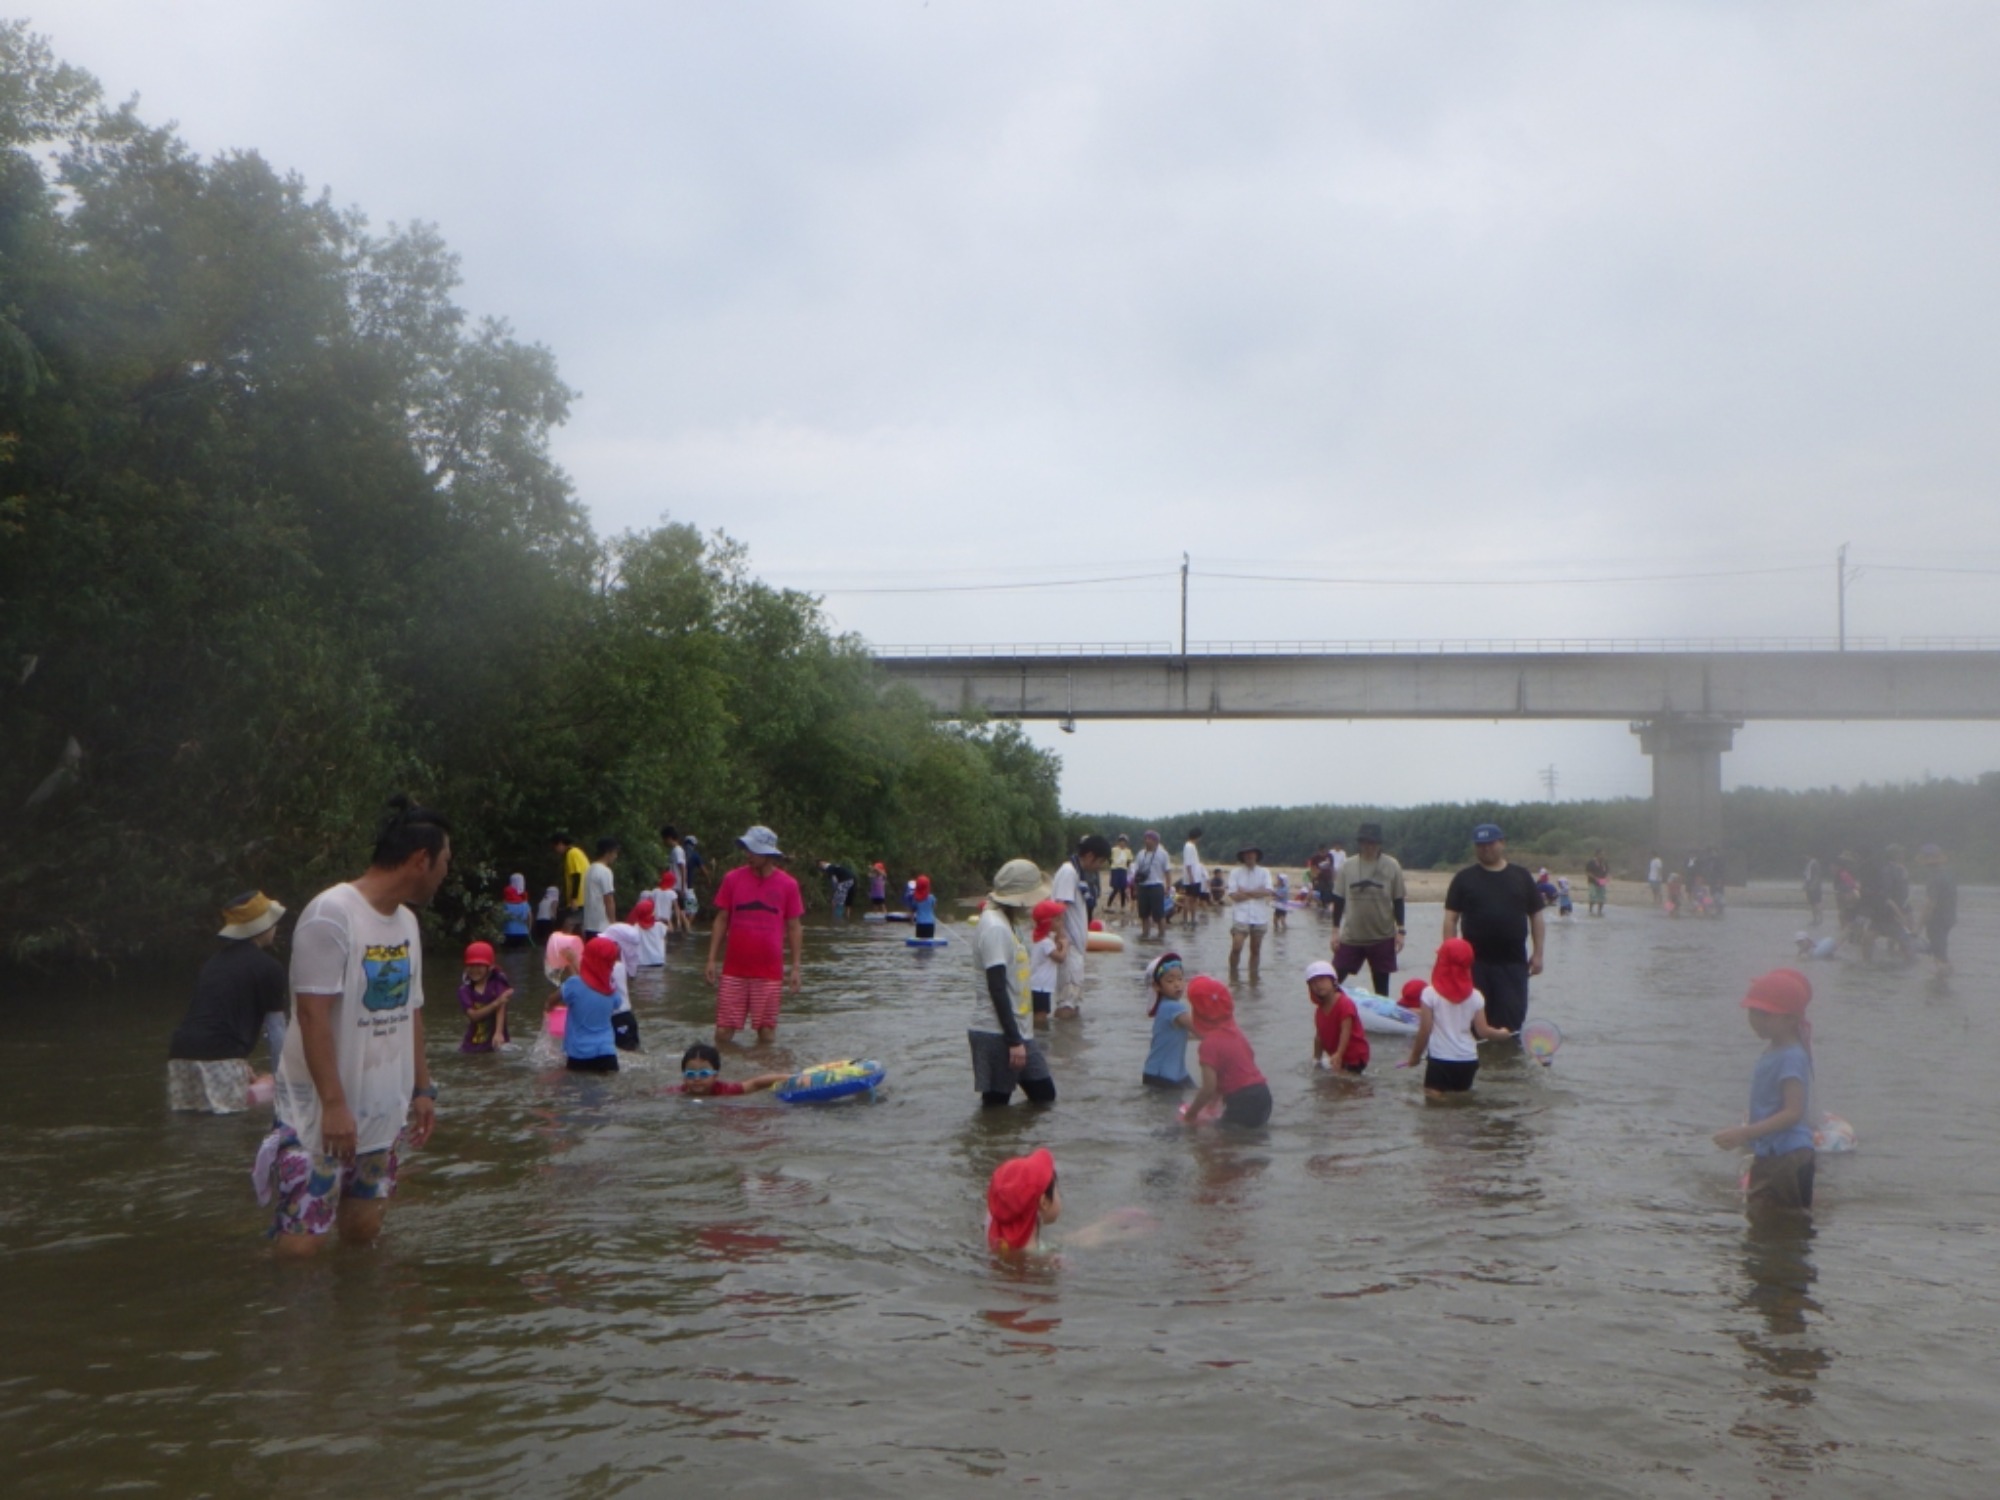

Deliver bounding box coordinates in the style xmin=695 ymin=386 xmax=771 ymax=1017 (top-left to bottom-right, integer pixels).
xmin=162 ymin=796 xmax=1961 ymax=1257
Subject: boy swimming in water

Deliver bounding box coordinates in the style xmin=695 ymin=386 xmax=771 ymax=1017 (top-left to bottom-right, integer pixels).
xmin=672 ymin=1043 xmax=791 ymax=1097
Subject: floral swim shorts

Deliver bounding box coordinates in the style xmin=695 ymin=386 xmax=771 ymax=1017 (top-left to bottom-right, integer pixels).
xmin=252 ymin=1124 xmax=403 ymax=1238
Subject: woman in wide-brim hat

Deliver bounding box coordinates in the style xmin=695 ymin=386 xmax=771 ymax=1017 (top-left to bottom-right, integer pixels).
xmin=167 ymin=891 xmax=289 ymax=1115
xmin=968 ymin=859 xmax=1057 ymax=1109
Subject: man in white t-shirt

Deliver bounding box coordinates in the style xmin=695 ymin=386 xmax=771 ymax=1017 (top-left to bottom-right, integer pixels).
xmin=1048 ymin=835 xmax=1111 ymax=1018
xmin=259 ymin=795 xmax=448 ymax=1256
xmin=1225 ymin=844 xmax=1276 ymax=979
xmin=583 ymin=837 xmax=619 ymax=935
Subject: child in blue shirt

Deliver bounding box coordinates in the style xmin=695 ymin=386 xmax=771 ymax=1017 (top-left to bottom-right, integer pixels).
xmin=501 ymin=873 xmax=533 ymax=948
xmin=561 ymin=936 xmax=623 ymax=1074
xmin=1713 ymin=968 xmax=1815 ymax=1212
xmin=1142 ymin=952 xmax=1194 ymax=1088
xmin=911 ymin=874 xmax=939 ymax=940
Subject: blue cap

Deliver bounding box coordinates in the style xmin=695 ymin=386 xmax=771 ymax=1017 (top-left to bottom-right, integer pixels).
xmin=1472 ymin=823 xmax=1504 ymax=843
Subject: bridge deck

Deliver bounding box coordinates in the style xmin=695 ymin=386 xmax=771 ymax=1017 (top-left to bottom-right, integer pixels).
xmin=874 ymin=650 xmax=2000 ymax=721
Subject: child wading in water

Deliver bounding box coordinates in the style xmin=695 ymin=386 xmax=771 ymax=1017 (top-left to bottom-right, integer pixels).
xmin=1029 ymin=898 xmax=1068 ymax=1031
xmin=1182 ymin=976 xmax=1272 ymax=1127
xmin=1305 ymin=960 xmax=1368 ymax=1075
xmin=458 ymin=941 xmax=513 ymax=1053
xmin=501 ymin=875 xmax=533 ymax=949
xmin=911 ymin=874 xmax=938 ymax=940
xmin=1712 ymin=969 xmax=1817 ymax=1213
xmin=671 ymin=1042 xmax=789 ymax=1097
xmin=1403 ymin=938 xmax=1512 ymax=1098
xmin=561 ymin=936 xmax=624 ymax=1074
xmin=1142 ymin=952 xmax=1193 ymax=1088
xmin=986 ymin=1148 xmax=1061 ymax=1254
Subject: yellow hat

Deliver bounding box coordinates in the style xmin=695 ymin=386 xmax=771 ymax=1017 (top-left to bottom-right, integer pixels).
xmin=218 ymin=890 xmax=285 ymax=940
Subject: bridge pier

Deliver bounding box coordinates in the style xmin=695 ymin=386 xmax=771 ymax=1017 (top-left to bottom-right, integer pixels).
xmin=1632 ymin=716 xmax=1741 ymax=869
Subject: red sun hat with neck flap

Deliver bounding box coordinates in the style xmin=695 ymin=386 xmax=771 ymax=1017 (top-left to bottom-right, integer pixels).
xmin=1186 ymin=974 xmax=1236 ymax=1029
xmin=987 ymin=1148 xmax=1057 ymax=1251
xmin=1430 ymin=938 xmax=1476 ymax=1003
xmin=579 ymin=935 xmax=621 ymax=995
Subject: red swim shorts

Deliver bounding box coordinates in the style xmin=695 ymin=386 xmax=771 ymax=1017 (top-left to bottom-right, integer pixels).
xmin=716 ymin=973 xmax=783 ymax=1031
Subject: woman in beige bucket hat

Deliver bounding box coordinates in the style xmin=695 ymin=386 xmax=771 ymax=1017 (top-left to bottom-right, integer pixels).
xmin=967 ymin=859 xmax=1058 ymax=1108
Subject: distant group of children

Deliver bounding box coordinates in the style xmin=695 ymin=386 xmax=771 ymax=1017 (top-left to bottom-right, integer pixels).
xmin=981 ymin=948 xmax=1825 ymax=1254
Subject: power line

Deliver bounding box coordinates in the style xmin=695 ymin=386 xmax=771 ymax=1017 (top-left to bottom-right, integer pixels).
xmin=1202 ymin=564 xmax=1825 ymax=587
xmin=813 ymin=571 xmax=1177 ymax=596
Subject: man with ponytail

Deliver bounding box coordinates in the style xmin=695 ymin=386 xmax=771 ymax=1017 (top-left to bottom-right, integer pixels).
xmin=256 ymin=794 xmax=450 ymax=1256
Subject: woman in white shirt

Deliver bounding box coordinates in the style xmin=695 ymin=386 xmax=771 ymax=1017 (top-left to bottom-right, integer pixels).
xmin=1224 ymin=846 xmax=1275 ymax=979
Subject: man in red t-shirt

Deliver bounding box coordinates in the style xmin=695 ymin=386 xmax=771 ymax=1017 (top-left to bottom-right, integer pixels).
xmin=704 ymin=825 xmax=806 ymax=1044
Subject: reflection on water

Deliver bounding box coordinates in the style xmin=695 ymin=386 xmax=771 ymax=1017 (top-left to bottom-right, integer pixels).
xmin=3 ymin=884 xmax=2000 ymax=1494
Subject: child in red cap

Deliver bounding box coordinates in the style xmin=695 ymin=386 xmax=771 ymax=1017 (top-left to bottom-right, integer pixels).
xmin=1182 ymin=976 xmax=1272 ymax=1127
xmin=1306 ymin=961 xmax=1369 ymax=1075
xmin=986 ymin=1148 xmax=1062 ymax=1253
xmin=1028 ymin=898 xmax=1070 ymax=1031
xmin=1402 ymin=938 xmax=1513 ymax=1098
xmin=458 ymin=941 xmax=513 ymax=1053
xmin=1713 ymin=968 xmax=1816 ymax=1212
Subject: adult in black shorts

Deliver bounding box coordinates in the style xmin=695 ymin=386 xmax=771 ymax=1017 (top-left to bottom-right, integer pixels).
xmin=1130 ymin=830 xmax=1173 ymax=941
xmin=1441 ymin=822 xmax=1545 ymax=1035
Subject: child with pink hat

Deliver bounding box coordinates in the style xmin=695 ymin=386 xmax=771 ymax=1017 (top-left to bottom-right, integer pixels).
xmin=1028 ymin=898 xmax=1070 ymax=1031
xmin=1712 ymin=969 xmax=1816 ymax=1212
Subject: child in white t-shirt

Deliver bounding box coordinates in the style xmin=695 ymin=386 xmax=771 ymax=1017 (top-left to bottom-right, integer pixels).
xmin=1028 ymin=899 xmax=1068 ymax=1031
xmin=1402 ymin=938 xmax=1512 ymax=1099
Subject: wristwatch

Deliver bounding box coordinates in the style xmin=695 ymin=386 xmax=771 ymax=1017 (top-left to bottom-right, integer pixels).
xmin=413 ymin=1083 xmax=439 ymax=1100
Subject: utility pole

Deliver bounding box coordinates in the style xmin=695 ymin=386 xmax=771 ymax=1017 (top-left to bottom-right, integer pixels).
xmin=1540 ymin=763 xmax=1559 ymax=802
xmin=1837 ymin=543 xmax=1848 ymax=651
xmin=1180 ymin=552 xmax=1190 ymax=658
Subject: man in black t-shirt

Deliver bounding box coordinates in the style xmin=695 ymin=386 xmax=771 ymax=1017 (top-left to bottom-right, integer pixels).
xmin=1441 ymin=823 xmax=1546 ymax=1034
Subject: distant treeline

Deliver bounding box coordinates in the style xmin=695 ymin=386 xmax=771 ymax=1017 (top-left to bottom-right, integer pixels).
xmin=0 ymin=27 xmax=1062 ymax=964
xmin=1070 ymin=774 xmax=2000 ymax=881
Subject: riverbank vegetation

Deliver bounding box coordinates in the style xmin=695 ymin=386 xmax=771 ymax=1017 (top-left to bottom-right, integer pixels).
xmin=1073 ymin=774 xmax=2000 ymax=880
xmin=0 ymin=27 xmax=1061 ymax=964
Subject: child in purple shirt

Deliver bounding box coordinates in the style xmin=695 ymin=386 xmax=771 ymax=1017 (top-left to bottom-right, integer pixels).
xmin=458 ymin=941 xmax=513 ymax=1053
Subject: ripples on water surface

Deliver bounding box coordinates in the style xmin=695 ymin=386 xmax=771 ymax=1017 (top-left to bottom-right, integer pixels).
xmin=4 ymin=890 xmax=1997 ymax=1497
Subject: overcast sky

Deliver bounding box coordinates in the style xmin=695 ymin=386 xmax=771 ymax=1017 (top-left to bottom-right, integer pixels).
xmin=48 ymin=2 xmax=2000 ymax=813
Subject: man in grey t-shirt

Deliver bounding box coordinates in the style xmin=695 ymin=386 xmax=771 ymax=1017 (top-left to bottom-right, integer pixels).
xmin=1331 ymin=822 xmax=1407 ymax=997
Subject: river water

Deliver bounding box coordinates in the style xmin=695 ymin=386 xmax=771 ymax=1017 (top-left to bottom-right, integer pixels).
xmin=4 ymin=887 xmax=1995 ymax=1498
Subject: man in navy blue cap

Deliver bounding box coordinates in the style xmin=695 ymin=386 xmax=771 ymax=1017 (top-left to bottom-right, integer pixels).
xmin=1441 ymin=823 xmax=1545 ymax=1035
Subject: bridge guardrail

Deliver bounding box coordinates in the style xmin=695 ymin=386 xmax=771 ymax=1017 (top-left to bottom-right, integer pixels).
xmin=872 ymin=636 xmax=1930 ymax=658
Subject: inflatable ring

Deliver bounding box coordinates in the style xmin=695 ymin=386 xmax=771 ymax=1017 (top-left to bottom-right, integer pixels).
xmin=1344 ymin=980 xmax=1419 ymax=1036
xmin=1086 ymin=932 xmax=1125 ymax=953
xmin=776 ymin=1058 xmax=886 ymax=1104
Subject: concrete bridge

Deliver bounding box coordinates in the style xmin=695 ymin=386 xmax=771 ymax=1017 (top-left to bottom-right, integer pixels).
xmin=873 ymin=640 xmax=2000 ymax=863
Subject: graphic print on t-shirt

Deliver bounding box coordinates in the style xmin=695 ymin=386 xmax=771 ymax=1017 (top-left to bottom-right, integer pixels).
xmin=362 ymin=942 xmax=412 ymax=1012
